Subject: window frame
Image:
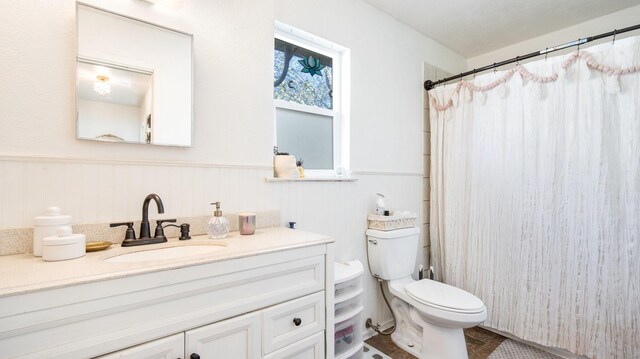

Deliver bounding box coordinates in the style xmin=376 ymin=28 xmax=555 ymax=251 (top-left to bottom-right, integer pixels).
xmin=274 ymin=22 xmax=348 ymax=178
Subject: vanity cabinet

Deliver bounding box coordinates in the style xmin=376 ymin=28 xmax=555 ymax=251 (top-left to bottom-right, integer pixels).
xmin=100 ymin=291 xmax=325 ymax=359
xmin=0 ymin=239 xmax=335 ymax=359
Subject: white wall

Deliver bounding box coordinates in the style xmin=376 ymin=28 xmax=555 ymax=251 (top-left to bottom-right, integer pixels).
xmin=0 ymin=0 xmax=466 ymax=331
xmin=468 ymin=4 xmax=640 ymax=69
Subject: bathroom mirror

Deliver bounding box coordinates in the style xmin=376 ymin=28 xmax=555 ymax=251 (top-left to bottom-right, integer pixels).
xmin=76 ymin=3 xmax=193 ymax=147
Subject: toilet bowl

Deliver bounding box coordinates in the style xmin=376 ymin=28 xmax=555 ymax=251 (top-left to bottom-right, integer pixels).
xmin=366 ymin=228 xmax=487 ymax=359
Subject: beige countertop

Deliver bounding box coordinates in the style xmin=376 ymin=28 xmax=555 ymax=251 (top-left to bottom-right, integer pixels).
xmin=0 ymin=227 xmax=333 ymax=298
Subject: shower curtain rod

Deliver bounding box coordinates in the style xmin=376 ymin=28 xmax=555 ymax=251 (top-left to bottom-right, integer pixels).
xmin=424 ymin=23 xmax=640 ymax=91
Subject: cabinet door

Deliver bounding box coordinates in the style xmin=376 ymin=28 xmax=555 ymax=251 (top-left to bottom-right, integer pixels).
xmin=185 ymin=312 xmax=261 ymax=359
xmin=96 ymin=333 xmax=184 ymax=359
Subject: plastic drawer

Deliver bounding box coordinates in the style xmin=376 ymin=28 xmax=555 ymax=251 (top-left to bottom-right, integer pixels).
xmin=346 ymin=346 xmax=363 ymax=359
xmin=335 ymin=277 xmax=363 ymax=304
xmin=335 ymin=292 xmax=361 ymax=318
xmin=335 ymin=343 xmax=363 ymax=359
xmin=334 ymin=312 xmax=362 ymax=358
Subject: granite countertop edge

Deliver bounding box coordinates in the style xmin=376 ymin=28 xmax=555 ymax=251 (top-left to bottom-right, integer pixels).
xmin=0 ymin=227 xmax=334 ymax=298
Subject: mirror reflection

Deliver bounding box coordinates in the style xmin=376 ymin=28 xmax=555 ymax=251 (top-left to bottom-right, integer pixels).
xmin=76 ymin=3 xmax=193 ymax=147
xmin=77 ymin=60 xmax=154 ymax=143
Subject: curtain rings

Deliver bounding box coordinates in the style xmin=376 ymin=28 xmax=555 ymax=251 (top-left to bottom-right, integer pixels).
xmin=545 ymin=48 xmax=548 ymax=62
xmin=493 ymin=63 xmax=497 ymax=74
xmin=516 ymin=56 xmax=519 ymax=67
xmin=473 ymin=69 xmax=476 ymax=80
xmin=613 ymin=29 xmax=617 ymax=45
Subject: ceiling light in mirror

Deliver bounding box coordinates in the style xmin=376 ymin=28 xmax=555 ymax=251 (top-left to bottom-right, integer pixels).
xmin=93 ymin=75 xmax=111 ymax=96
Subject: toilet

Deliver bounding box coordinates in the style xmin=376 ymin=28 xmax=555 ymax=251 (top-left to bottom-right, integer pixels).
xmin=366 ymin=227 xmax=487 ymax=359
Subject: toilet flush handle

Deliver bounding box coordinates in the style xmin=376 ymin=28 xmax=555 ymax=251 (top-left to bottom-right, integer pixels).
xmin=368 ymin=239 xmax=378 ymax=245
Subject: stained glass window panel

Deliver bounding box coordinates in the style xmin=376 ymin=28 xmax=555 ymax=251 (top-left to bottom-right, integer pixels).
xmin=274 ymin=39 xmax=333 ymax=110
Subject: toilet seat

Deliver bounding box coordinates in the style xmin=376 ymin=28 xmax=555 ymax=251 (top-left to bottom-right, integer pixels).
xmin=405 ymin=280 xmax=485 ymax=314
xmin=388 ymin=277 xmax=487 ymax=330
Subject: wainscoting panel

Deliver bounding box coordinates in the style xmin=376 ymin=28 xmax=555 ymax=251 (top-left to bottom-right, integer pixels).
xmin=0 ymin=156 xmax=423 ymax=330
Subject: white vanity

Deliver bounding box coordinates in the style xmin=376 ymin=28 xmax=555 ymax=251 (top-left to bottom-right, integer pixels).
xmin=0 ymin=228 xmax=335 ymax=359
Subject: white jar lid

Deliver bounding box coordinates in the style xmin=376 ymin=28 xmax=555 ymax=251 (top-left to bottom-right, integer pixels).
xmin=43 ymin=226 xmax=85 ymax=246
xmin=34 ymin=206 xmax=72 ymax=226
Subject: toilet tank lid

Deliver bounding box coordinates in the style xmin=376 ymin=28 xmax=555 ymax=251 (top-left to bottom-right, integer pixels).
xmin=365 ymin=227 xmax=419 ymax=238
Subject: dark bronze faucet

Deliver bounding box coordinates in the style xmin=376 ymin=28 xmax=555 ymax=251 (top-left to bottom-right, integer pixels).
xmin=110 ymin=193 xmax=176 ymax=246
xmin=140 ymin=193 xmax=164 ymax=240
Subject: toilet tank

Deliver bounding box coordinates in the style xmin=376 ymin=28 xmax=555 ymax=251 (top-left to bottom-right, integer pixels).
xmin=366 ymin=227 xmax=420 ymax=280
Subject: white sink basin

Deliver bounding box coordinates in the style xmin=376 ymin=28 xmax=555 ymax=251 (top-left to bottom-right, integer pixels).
xmin=105 ymin=244 xmax=226 ymax=263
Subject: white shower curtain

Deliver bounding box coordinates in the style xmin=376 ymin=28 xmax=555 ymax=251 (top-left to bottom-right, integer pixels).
xmin=429 ymin=37 xmax=640 ymax=359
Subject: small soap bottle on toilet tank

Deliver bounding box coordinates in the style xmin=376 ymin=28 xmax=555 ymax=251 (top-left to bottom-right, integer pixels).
xmin=207 ymin=202 xmax=229 ymax=239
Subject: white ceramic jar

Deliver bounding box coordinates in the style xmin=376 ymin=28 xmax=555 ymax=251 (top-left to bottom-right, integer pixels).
xmin=42 ymin=226 xmax=86 ymax=262
xmin=33 ymin=206 xmax=72 ymax=257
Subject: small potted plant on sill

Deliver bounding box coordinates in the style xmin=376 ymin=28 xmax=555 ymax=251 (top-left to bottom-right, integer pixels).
xmin=296 ymin=158 xmax=304 ymax=178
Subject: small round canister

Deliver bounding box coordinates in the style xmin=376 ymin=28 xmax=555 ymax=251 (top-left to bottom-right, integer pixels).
xmin=42 ymin=226 xmax=86 ymax=262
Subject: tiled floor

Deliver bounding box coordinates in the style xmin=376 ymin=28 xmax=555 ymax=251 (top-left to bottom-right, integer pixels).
xmin=464 ymin=326 xmax=507 ymax=358
xmin=365 ymin=326 xmax=506 ymax=359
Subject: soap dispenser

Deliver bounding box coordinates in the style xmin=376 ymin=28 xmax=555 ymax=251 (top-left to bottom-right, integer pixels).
xmin=207 ymin=202 xmax=229 ymax=239
xmin=376 ymin=193 xmax=386 ymax=215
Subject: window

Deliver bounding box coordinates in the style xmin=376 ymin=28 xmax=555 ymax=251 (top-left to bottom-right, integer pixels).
xmin=274 ymin=22 xmax=349 ymax=176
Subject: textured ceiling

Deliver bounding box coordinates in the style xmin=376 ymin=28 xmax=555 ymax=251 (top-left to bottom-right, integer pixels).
xmin=363 ymin=0 xmax=640 ymax=57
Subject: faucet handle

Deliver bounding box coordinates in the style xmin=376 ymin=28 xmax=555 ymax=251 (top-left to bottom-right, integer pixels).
xmin=156 ymin=219 xmax=177 ymax=226
xmin=154 ymin=219 xmax=176 ymax=240
xmin=110 ymin=222 xmax=136 ymax=240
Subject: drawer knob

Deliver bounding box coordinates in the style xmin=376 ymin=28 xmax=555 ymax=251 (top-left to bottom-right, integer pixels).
xmin=190 ymin=353 xmax=200 ymax=359
xmin=293 ymin=317 xmax=302 ymax=326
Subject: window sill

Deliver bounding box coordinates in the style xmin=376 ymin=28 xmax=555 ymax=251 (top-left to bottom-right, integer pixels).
xmin=265 ymin=177 xmax=357 ymax=182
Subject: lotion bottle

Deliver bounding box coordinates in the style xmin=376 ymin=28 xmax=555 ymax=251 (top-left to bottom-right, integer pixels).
xmin=376 ymin=193 xmax=386 ymax=215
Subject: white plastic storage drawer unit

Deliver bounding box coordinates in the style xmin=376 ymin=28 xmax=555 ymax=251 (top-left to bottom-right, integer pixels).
xmin=334 ymin=260 xmax=364 ymax=359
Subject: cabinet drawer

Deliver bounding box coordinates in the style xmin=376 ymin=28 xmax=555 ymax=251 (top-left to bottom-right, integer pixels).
xmin=262 ymin=292 xmax=325 ymax=354
xmin=264 ymin=331 xmax=324 ymax=359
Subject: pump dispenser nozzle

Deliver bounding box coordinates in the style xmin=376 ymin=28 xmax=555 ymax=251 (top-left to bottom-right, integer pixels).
xmin=211 ymin=202 xmax=223 ymax=217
